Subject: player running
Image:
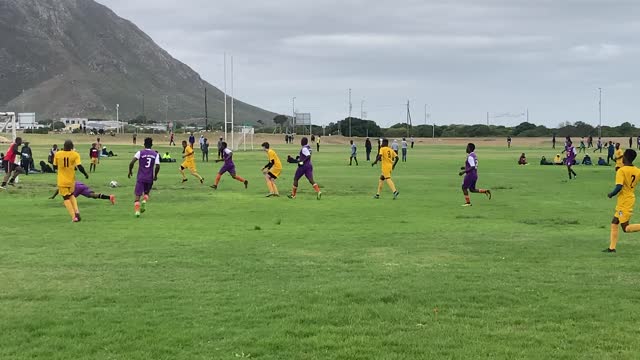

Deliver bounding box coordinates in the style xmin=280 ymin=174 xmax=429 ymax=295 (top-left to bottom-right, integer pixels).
xmin=287 ymin=137 xmax=321 ymax=199
xmin=180 ymin=140 xmax=204 ymax=184
xmin=1 ymin=137 xmax=23 ymax=189
xmin=129 ymin=137 xmax=160 ymax=217
xmin=371 ymin=138 xmax=399 ymax=199
xmin=604 ymin=149 xmax=640 ymax=253
xmin=563 ymin=141 xmax=578 ymax=179
xmin=50 ymin=181 xmax=115 ymax=204
xmin=53 ymin=140 xmax=89 ymax=222
xmin=210 ymin=141 xmax=248 ymax=190
xmin=261 ymin=142 xmax=282 ymax=197
xmin=459 ymin=143 xmax=491 ymax=207
xmin=349 ymin=140 xmax=358 ymax=166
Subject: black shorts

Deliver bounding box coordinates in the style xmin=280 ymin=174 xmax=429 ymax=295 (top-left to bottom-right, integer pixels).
xmin=267 ymin=172 xmax=278 ymax=180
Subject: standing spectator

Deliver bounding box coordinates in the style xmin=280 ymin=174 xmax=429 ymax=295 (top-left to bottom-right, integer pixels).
xmin=284 ymin=133 xmax=289 ymax=144
xmin=507 ymin=136 xmax=512 ymax=148
xmin=188 ymin=132 xmax=196 ymax=148
xmin=636 ymin=135 xmax=640 ymax=150
xmin=596 ymin=137 xmax=603 ymax=153
xmin=48 ymin=144 xmax=58 ymax=164
xmin=579 ymin=138 xmax=586 ymax=153
xmin=365 ymin=138 xmax=372 ymax=161
xmin=199 ymin=135 xmax=205 ymax=150
xmin=169 ymin=132 xmax=176 ymax=146
xmin=202 ymin=138 xmax=209 ymax=162
xmin=629 ymin=137 xmax=633 ymax=149
xmin=552 ymin=134 xmax=556 ymax=149
xmin=96 ymin=137 xmax=102 ymax=153
xmin=133 ymin=132 xmax=137 ymax=145
xmin=391 ymin=139 xmax=399 ymax=154
xmin=607 ymin=141 xmax=615 ymax=164
xmin=401 ymin=137 xmax=408 ymax=162
xmin=20 ymin=142 xmax=33 ymax=175
xmin=217 ymin=137 xmax=224 ymax=159
xmin=349 ymin=140 xmax=358 ymax=166
xmin=410 ymin=136 xmax=415 ymax=149
xmin=588 ymin=136 xmax=593 ymax=148
xmin=316 ymin=136 xmax=320 ymax=152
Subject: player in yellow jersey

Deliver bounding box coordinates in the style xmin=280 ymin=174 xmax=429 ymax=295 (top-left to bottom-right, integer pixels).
xmin=261 ymin=142 xmax=282 ymax=197
xmin=614 ymin=143 xmax=624 ymax=171
xmin=371 ymin=138 xmax=399 ymax=199
xmin=604 ymin=149 xmax=640 ymax=252
xmin=53 ymin=140 xmax=89 ymax=222
xmin=180 ymin=140 xmax=204 ymax=184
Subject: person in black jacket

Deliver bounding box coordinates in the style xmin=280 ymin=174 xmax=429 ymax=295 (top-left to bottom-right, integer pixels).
xmin=21 ymin=142 xmax=33 ymax=175
xmin=365 ymin=138 xmax=372 ymax=161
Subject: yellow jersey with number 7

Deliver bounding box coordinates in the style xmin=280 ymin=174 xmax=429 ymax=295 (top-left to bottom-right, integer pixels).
xmin=615 ymin=165 xmax=640 ymax=211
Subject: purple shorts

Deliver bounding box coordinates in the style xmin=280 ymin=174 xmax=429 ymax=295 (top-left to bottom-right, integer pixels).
xmin=135 ymin=180 xmax=153 ymax=197
xmin=462 ymin=175 xmax=478 ymax=190
xmin=75 ymin=186 xmax=93 ymax=198
xmin=294 ymin=165 xmax=313 ymax=181
xmin=219 ymin=163 xmax=236 ymax=175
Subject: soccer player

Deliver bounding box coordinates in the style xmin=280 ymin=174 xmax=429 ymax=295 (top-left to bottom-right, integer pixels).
xmin=614 ymin=143 xmax=624 ymax=171
xmin=1 ymin=137 xmax=23 ymax=189
xmin=349 ymin=140 xmax=358 ymax=166
xmin=286 ymin=137 xmax=321 ymax=199
xmin=371 ymin=138 xmax=399 ymax=199
xmin=401 ymin=137 xmax=408 ymax=162
xmin=604 ymin=149 xmax=640 ymax=252
xmin=129 ymin=137 xmax=160 ymax=217
xmin=459 ymin=143 xmax=491 ymax=206
xmin=507 ymin=136 xmax=512 ymax=148
xmin=180 ymin=140 xmax=204 ymax=184
xmin=50 ymin=181 xmax=115 ymax=205
xmin=210 ymin=141 xmax=248 ymax=190
xmin=261 ymin=142 xmax=282 ymax=197
xmin=89 ymin=143 xmax=99 ymax=173
xmin=563 ymin=141 xmax=578 ymax=179
xmin=53 ymin=140 xmax=89 ymax=222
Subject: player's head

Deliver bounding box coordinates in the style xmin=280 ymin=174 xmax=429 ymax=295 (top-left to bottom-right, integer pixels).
xmin=301 ymin=137 xmax=308 ymax=146
xmin=15 ymin=137 xmax=22 ymax=146
xmin=221 ymin=142 xmax=228 ymax=149
xmin=261 ymin=142 xmax=270 ymax=151
xmin=403 ymin=137 xmax=406 ymax=141
xmin=623 ymin=149 xmax=637 ymax=165
xmin=382 ymin=139 xmax=389 ymax=147
xmin=144 ymin=137 xmax=153 ymax=149
xmin=91 ymin=142 xmax=96 ymax=148
xmin=181 ymin=140 xmax=187 ymax=147
xmin=52 ymin=144 xmax=57 ymax=149
xmin=350 ymin=140 xmax=353 ymax=144
xmin=466 ymin=143 xmax=475 ymax=153
xmin=616 ymin=142 xmax=620 ymax=149
xmin=63 ymin=140 xmax=74 ymax=151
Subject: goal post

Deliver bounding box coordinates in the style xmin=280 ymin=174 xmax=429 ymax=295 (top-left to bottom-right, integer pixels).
xmin=0 ymin=112 xmax=17 ymax=140
xmin=232 ymin=126 xmax=254 ymax=151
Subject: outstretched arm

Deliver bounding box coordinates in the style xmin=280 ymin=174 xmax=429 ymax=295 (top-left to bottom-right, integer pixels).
xmin=50 ymin=189 xmax=59 ymax=199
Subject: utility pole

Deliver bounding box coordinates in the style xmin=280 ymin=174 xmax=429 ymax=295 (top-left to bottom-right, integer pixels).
xmin=526 ymin=108 xmax=529 ymax=123
xmin=406 ymin=100 xmax=412 ymax=137
xmin=116 ymin=104 xmax=119 ymax=134
xmin=142 ymin=93 xmax=145 ymax=119
xmin=360 ymin=100 xmax=364 ymax=119
xmin=348 ymin=88 xmax=352 ymax=138
xmin=292 ymin=97 xmax=296 ymax=133
xmin=204 ymin=87 xmax=208 ymax=131
xmin=598 ymin=87 xmax=602 ymax=138
xmin=224 ymin=53 xmax=227 ymax=138
xmin=486 ymin=112 xmax=489 ymax=126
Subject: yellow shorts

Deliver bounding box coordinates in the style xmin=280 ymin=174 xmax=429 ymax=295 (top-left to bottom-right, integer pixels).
xmin=381 ymin=167 xmax=392 ymax=179
xmin=58 ymin=185 xmax=75 ymax=197
xmin=91 ymin=158 xmax=98 ymax=165
xmin=615 ymin=208 xmax=633 ymax=223
xmin=181 ymin=162 xmax=196 ymax=171
xmin=269 ymin=167 xmax=282 ymax=178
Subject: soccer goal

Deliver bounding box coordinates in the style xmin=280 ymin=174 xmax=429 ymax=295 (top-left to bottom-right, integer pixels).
xmin=0 ymin=112 xmax=17 ymax=140
xmin=232 ymin=126 xmax=254 ymax=151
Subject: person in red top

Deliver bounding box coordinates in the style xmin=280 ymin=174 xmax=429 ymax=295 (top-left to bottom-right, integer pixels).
xmin=89 ymin=143 xmax=100 ymax=173
xmin=1 ymin=137 xmax=23 ymax=189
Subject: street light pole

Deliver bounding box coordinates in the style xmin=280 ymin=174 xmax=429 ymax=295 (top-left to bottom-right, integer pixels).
xmin=116 ymin=103 xmax=119 ymax=134
xmin=598 ymin=87 xmax=602 ymax=139
xmin=348 ymin=88 xmax=352 ymax=138
xmin=292 ymin=97 xmax=296 ymax=134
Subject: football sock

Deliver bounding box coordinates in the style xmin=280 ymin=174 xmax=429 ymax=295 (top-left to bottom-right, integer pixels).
xmin=377 ymin=180 xmax=384 ymax=194
xmin=313 ymin=183 xmax=320 ymax=193
xmin=479 ymin=189 xmax=487 ymax=193
xmin=63 ymin=200 xmax=76 ymax=219
xmin=272 ymin=182 xmax=279 ymax=194
xmin=610 ymin=224 xmax=619 ymax=250
xmin=70 ymin=196 xmax=79 ymax=213
xmin=143 ymin=194 xmax=149 ymax=202
xmin=180 ymin=169 xmax=186 ymax=179
xmin=464 ymin=195 xmax=471 ymax=204
xmin=134 ymin=201 xmax=141 ymax=213
xmin=194 ymin=172 xmax=203 ymax=181
xmin=386 ymin=179 xmax=397 ymax=193
xmin=235 ymin=176 xmax=246 ymax=183
xmin=99 ymin=194 xmax=110 ymax=200
xmin=625 ymin=224 xmax=640 ymax=232
xmin=292 ymin=186 xmax=298 ymax=197
xmin=215 ymin=174 xmax=222 ymax=186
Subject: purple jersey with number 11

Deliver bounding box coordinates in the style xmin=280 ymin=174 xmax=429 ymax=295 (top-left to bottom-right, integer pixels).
xmin=135 ymin=149 xmax=159 ymax=183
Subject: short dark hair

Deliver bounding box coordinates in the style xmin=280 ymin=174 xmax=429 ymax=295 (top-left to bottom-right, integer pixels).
xmin=261 ymin=142 xmax=270 ymax=149
xmin=144 ymin=137 xmax=153 ymax=148
xmin=382 ymin=139 xmax=389 ymax=147
xmin=467 ymin=143 xmax=476 ymax=152
xmin=301 ymin=137 xmax=308 ymax=146
xmin=63 ymin=140 xmax=74 ymax=151
xmin=624 ymin=149 xmax=637 ymax=163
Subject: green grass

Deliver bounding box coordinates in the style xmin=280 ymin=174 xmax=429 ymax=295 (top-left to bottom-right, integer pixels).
xmin=1 ymin=141 xmax=639 ymax=359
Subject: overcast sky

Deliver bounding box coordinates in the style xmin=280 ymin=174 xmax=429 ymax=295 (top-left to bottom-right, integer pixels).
xmin=99 ymin=0 xmax=639 ymax=127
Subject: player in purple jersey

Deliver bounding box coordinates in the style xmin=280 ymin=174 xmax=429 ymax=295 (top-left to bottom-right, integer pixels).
xmin=459 ymin=143 xmax=491 ymax=206
xmin=210 ymin=142 xmax=248 ymax=190
xmin=128 ymin=137 xmax=160 ymax=217
xmin=562 ymin=141 xmax=578 ymax=179
xmin=286 ymin=137 xmax=321 ymax=199
xmin=50 ymin=181 xmax=115 ymax=204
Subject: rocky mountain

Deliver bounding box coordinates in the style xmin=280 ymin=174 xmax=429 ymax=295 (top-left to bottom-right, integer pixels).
xmin=0 ymin=0 xmax=275 ymax=125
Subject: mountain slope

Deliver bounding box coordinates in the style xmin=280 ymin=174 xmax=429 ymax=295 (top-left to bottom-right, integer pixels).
xmin=0 ymin=0 xmax=275 ymax=124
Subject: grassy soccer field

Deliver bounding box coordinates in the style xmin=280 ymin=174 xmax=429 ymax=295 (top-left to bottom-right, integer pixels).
xmin=1 ymin=136 xmax=639 ymax=359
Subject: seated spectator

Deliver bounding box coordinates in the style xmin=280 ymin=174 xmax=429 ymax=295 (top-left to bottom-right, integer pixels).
xmin=518 ymin=153 xmax=528 ymax=165
xmin=160 ymin=152 xmax=176 ymax=163
xmin=540 ymin=156 xmax=553 ymax=165
xmin=598 ymin=157 xmax=608 ymax=166
xmin=40 ymin=161 xmax=55 ymax=173
xmin=101 ymin=147 xmax=117 ymax=157
xmin=582 ymin=154 xmax=592 ymax=165
xmin=553 ymin=154 xmax=563 ymax=165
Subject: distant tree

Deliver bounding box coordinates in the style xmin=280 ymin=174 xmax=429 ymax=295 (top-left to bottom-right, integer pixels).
xmin=38 ymin=119 xmax=53 ymax=125
xmin=52 ymin=121 xmax=65 ymax=130
xmin=130 ymin=115 xmax=148 ymax=124
xmin=512 ymin=122 xmax=536 ymax=136
xmin=257 ymin=119 xmax=264 ymax=126
xmin=273 ymin=115 xmax=289 ymax=126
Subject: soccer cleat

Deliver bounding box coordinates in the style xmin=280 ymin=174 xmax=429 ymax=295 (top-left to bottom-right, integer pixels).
xmin=181 ymin=178 xmax=188 ymax=183
xmin=462 ymin=203 xmax=472 ymax=207
xmin=8 ymin=181 xmax=15 ymax=186
xmin=485 ymin=190 xmax=492 ymax=200
xmin=72 ymin=217 xmax=80 ymax=223
xmin=266 ymin=193 xmax=274 ymax=197
xmin=210 ymin=184 xmax=218 ymax=190
xmin=109 ymin=195 xmax=116 ymax=205
xmin=393 ymin=191 xmax=399 ymax=200
xmin=317 ymin=191 xmax=322 ymax=200
xmin=200 ymin=178 xmax=204 ymax=184
xmin=287 ymin=194 xmax=296 ymax=199
xmin=244 ymin=180 xmax=249 ymax=189
xmin=135 ymin=211 xmax=141 ymax=218
xmin=140 ymin=201 xmax=146 ymax=213
xmin=75 ymin=213 xmax=81 ymax=221
xmin=602 ymin=248 xmax=616 ymax=253
xmin=373 ymin=194 xmax=380 ymax=199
